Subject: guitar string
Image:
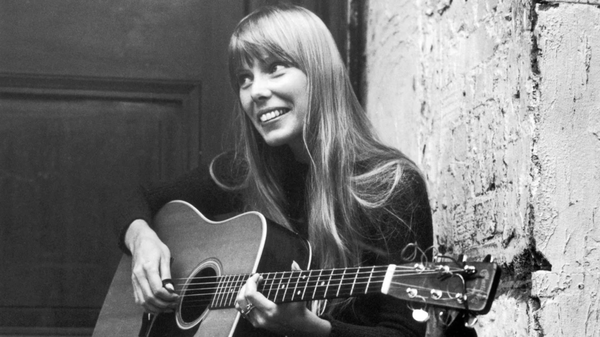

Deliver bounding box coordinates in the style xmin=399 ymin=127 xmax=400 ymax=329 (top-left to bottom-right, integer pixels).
xmin=175 ymin=278 xmax=484 ymax=309
xmin=167 ymin=267 xmax=468 ymax=295
xmin=178 ymin=276 xmax=482 ymax=303
xmin=170 ymin=272 xmax=483 ymax=308
xmin=172 ymin=269 xmax=436 ymax=294
xmin=169 ymin=269 xmax=447 ymax=291
xmin=164 ymin=265 xmax=465 ymax=284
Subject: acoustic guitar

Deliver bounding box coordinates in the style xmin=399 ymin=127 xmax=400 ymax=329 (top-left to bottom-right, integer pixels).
xmin=93 ymin=200 xmax=500 ymax=337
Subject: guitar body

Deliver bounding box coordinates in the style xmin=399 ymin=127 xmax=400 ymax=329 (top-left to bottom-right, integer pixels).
xmin=93 ymin=200 xmax=311 ymax=337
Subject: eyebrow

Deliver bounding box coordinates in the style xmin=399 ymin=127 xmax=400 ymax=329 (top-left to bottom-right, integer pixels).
xmin=233 ymin=56 xmax=270 ymax=74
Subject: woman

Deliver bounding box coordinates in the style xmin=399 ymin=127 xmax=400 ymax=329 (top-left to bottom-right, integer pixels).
xmin=119 ymin=4 xmax=449 ymax=336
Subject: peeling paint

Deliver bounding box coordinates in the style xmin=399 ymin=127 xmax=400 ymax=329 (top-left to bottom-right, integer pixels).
xmin=365 ymin=0 xmax=600 ymax=335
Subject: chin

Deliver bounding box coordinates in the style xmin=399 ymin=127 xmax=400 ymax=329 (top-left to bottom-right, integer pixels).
xmin=260 ymin=132 xmax=294 ymax=147
xmin=263 ymin=138 xmax=288 ymax=147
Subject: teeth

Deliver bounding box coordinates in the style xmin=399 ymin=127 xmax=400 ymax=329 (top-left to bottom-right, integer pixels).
xmin=260 ymin=109 xmax=287 ymax=122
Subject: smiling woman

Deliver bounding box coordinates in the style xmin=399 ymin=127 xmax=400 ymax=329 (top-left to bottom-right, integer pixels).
xmin=236 ymin=56 xmax=309 ymax=154
xmin=113 ymin=4 xmax=475 ymax=337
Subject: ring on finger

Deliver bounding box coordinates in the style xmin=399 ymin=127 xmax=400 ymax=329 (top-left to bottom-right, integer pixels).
xmin=240 ymin=303 xmax=256 ymax=318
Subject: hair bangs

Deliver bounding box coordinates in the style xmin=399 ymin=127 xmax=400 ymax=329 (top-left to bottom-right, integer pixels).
xmin=228 ymin=7 xmax=312 ymax=89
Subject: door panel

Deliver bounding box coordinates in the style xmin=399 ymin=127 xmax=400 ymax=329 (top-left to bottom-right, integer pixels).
xmin=0 ymin=75 xmax=200 ymax=333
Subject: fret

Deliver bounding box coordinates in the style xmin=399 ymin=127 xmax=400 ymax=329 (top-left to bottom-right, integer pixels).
xmin=221 ymin=274 xmax=233 ymax=307
xmin=222 ymin=274 xmax=234 ymax=307
xmin=301 ymin=270 xmax=312 ymax=300
xmin=311 ymin=268 xmax=330 ymax=299
xmin=289 ymin=270 xmax=303 ymax=302
xmin=337 ymin=267 xmax=362 ymax=297
xmin=214 ymin=275 xmax=230 ymax=308
xmin=225 ymin=274 xmax=238 ymax=307
xmin=282 ymin=270 xmax=293 ymax=302
xmin=212 ymin=275 xmax=222 ymax=308
xmin=370 ymin=266 xmax=388 ymax=294
xmin=209 ymin=276 xmax=220 ymax=308
xmin=351 ymin=266 xmax=370 ymax=295
xmin=365 ymin=266 xmax=375 ymax=294
xmin=257 ymin=273 xmax=267 ymax=296
xmin=350 ymin=268 xmax=359 ymax=296
xmin=335 ymin=268 xmax=347 ymax=297
xmin=265 ymin=272 xmax=276 ymax=300
xmin=323 ymin=268 xmax=334 ymax=299
xmin=271 ymin=271 xmax=280 ymax=302
xmin=227 ymin=274 xmax=244 ymax=307
xmin=273 ymin=271 xmax=287 ymax=302
xmin=312 ymin=269 xmax=324 ymax=299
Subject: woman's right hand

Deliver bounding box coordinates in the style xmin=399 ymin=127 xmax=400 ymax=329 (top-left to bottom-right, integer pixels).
xmin=125 ymin=219 xmax=179 ymax=314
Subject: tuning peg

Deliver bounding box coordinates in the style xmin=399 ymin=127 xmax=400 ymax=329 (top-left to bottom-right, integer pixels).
xmin=463 ymin=265 xmax=477 ymax=275
xmin=465 ymin=314 xmax=478 ymax=328
xmin=483 ymin=254 xmax=494 ymax=263
xmin=412 ymin=308 xmax=430 ymax=322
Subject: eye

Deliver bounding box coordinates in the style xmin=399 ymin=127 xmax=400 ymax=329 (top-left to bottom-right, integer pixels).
xmin=237 ymin=73 xmax=252 ymax=89
xmin=269 ymin=62 xmax=288 ymax=74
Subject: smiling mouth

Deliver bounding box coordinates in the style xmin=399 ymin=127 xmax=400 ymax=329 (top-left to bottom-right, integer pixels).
xmin=259 ymin=108 xmax=290 ymax=123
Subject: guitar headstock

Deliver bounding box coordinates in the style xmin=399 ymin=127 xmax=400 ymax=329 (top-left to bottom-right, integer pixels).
xmin=384 ymin=255 xmax=501 ymax=315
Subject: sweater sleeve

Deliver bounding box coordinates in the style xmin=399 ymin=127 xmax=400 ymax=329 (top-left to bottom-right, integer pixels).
xmin=323 ymin=166 xmax=433 ymax=337
xmin=116 ymin=153 xmax=244 ymax=255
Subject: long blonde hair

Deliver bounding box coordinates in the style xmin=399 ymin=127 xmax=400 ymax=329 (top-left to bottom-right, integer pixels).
xmin=225 ymin=4 xmax=418 ymax=271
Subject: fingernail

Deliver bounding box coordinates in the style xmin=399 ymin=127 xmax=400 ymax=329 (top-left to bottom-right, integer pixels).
xmin=163 ymin=281 xmax=175 ymax=293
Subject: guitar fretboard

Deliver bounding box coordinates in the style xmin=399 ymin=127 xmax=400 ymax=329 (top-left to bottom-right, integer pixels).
xmin=209 ymin=265 xmax=392 ymax=309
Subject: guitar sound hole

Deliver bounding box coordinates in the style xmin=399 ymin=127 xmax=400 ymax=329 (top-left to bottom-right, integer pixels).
xmin=180 ymin=267 xmax=217 ymax=324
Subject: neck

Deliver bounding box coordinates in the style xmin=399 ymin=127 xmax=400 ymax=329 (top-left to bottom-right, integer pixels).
xmin=210 ymin=266 xmax=392 ymax=309
xmin=287 ymin=137 xmax=310 ymax=164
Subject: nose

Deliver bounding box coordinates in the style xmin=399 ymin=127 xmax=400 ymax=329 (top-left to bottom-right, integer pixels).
xmin=250 ymin=75 xmax=271 ymax=102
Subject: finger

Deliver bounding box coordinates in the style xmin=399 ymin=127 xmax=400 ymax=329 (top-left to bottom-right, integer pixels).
xmin=291 ymin=260 xmax=301 ymax=271
xmin=139 ymin=264 xmax=176 ymax=312
xmin=244 ymin=274 xmax=273 ymax=310
xmin=147 ymin=262 xmax=165 ymax=295
xmin=159 ymin=253 xmax=173 ymax=285
xmin=236 ymin=283 xmax=248 ymax=307
xmin=132 ymin=278 xmax=144 ymax=305
xmin=244 ymin=273 xmax=261 ymax=296
xmin=154 ymin=286 xmax=179 ymax=304
xmin=145 ymin=290 xmax=176 ymax=313
xmin=145 ymin=269 xmax=177 ymax=310
xmin=133 ymin=266 xmax=155 ymax=303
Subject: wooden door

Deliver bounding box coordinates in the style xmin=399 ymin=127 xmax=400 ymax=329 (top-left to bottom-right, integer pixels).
xmin=0 ymin=1 xmax=243 ymax=336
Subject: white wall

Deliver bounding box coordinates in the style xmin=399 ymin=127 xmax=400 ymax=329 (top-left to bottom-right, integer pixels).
xmin=363 ymin=0 xmax=600 ymax=335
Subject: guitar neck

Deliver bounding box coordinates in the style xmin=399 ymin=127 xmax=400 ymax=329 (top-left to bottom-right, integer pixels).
xmin=210 ymin=265 xmax=393 ymax=309
xmin=208 ymin=260 xmax=500 ymax=314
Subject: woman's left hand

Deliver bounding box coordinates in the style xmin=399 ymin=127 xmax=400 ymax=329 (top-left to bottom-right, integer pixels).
xmin=235 ymin=262 xmax=331 ymax=337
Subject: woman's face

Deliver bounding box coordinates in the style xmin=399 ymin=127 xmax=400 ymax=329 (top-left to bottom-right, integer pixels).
xmin=237 ymin=55 xmax=309 ymax=151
